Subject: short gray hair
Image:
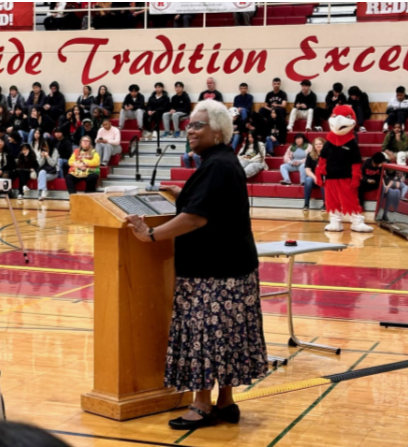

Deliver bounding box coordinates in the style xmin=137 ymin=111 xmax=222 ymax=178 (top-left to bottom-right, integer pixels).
xmin=191 ymin=99 xmax=233 ymax=144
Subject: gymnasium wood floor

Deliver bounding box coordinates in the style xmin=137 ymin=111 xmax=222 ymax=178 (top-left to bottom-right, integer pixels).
xmin=1 ymin=199 xmax=408 ymax=447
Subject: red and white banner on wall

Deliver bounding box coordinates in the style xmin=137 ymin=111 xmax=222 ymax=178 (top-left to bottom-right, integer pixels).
xmin=0 ymin=2 xmax=33 ymax=31
xmin=150 ymin=2 xmax=255 ymax=15
xmin=357 ymin=2 xmax=408 ymax=22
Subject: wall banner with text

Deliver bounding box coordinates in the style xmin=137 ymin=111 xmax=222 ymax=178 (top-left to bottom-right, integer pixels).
xmin=0 ymin=2 xmax=34 ymax=31
xmin=149 ymin=2 xmax=255 ymax=15
xmin=357 ymin=2 xmax=408 ymax=22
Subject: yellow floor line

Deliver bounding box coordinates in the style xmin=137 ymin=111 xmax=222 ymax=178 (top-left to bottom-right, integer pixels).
xmin=212 ymin=378 xmax=331 ymax=404
xmin=54 ymin=283 xmax=94 ymax=298
xmin=0 ymin=265 xmax=93 ymax=276
xmin=260 ymin=282 xmax=408 ymax=296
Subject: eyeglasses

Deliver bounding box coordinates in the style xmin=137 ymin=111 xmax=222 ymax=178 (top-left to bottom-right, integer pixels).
xmin=186 ymin=121 xmax=208 ymax=131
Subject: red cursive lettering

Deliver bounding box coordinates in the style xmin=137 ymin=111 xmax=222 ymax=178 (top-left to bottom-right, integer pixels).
xmin=244 ymin=50 xmax=267 ymax=74
xmin=353 ymin=47 xmax=375 ymax=72
xmin=112 ymin=49 xmax=130 ymax=75
xmin=224 ymin=49 xmax=244 ymax=74
xmin=188 ymin=43 xmax=204 ymax=74
xmin=324 ymin=47 xmax=350 ymax=73
xmin=379 ymin=45 xmax=401 ymax=72
xmin=58 ymin=38 xmax=109 ymax=85
xmin=153 ymin=35 xmax=173 ymax=74
xmin=172 ymin=44 xmax=186 ymax=74
xmin=285 ymin=36 xmax=319 ymax=82
xmin=207 ymin=43 xmax=221 ymax=74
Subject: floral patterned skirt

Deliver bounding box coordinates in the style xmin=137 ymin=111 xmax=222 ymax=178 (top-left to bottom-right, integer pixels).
xmin=164 ymin=269 xmax=268 ymax=392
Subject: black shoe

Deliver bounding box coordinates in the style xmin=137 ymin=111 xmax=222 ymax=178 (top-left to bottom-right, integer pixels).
xmin=169 ymin=406 xmax=218 ymax=431
xmin=320 ymin=205 xmax=326 ymax=212
xmin=216 ymin=404 xmax=240 ymax=424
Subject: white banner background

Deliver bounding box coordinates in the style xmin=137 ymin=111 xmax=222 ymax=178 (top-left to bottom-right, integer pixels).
xmin=149 ymin=2 xmax=256 ymax=15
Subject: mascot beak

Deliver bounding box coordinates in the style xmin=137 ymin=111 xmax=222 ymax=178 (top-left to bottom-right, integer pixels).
xmin=329 ymin=115 xmax=356 ymax=136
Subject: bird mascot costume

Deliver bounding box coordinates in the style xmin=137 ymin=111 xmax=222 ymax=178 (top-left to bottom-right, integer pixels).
xmin=316 ymin=105 xmax=373 ymax=233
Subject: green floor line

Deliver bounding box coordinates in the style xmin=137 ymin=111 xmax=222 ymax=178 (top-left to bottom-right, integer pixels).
xmin=265 ymin=341 xmax=380 ymax=447
xmin=174 ymin=337 xmax=319 ymax=445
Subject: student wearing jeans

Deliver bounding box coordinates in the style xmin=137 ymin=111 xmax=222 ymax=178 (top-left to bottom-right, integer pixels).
xmin=303 ymin=137 xmax=326 ymax=211
xmin=383 ymin=86 xmax=408 ymax=133
xmin=119 ymin=84 xmax=145 ymax=131
xmin=95 ymin=118 xmax=122 ymax=166
xmin=358 ymin=152 xmax=386 ymax=208
xmin=287 ymin=80 xmax=317 ymax=132
xmin=36 ymin=140 xmax=59 ymax=202
xmin=233 ymin=83 xmax=253 ymax=121
xmin=280 ymin=133 xmax=312 ymax=185
xmin=183 ymin=140 xmax=201 ymax=169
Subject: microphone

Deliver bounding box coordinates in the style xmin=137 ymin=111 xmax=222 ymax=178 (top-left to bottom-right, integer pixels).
xmin=146 ymin=144 xmax=176 ymax=191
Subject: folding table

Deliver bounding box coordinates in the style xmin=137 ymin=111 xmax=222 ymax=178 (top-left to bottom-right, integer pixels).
xmin=256 ymin=241 xmax=347 ymax=365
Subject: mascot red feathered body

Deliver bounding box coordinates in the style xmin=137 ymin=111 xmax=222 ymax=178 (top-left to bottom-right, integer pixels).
xmin=316 ymin=105 xmax=373 ymax=233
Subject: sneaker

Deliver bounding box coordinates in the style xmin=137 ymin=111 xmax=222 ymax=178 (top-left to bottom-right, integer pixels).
xmin=314 ymin=126 xmax=323 ymax=132
xmin=39 ymin=190 xmax=48 ymax=202
xmin=17 ymin=194 xmax=24 ymax=199
xmin=320 ymin=205 xmax=326 ymax=212
xmin=303 ymin=205 xmax=309 ymax=212
xmin=162 ymin=132 xmax=171 ymax=138
xmin=287 ymin=126 xmax=293 ymax=132
xmin=359 ymin=126 xmax=367 ymax=133
xmin=23 ymin=185 xmax=30 ymax=194
xmin=144 ymin=132 xmax=152 ymax=140
xmin=152 ymin=131 xmax=158 ymax=139
xmin=280 ymin=180 xmax=292 ymax=186
xmin=174 ymin=131 xmax=181 ymax=138
xmin=383 ymin=123 xmax=389 ymax=133
xmin=305 ymin=127 xmax=312 ymax=132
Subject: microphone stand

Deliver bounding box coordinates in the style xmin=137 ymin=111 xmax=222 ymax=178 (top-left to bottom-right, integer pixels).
xmin=146 ymin=144 xmax=176 ymax=191
xmin=156 ymin=121 xmax=163 ymax=155
xmin=129 ymin=135 xmax=141 ymax=181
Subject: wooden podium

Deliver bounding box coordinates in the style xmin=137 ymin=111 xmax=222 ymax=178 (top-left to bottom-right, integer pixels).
xmin=70 ymin=193 xmax=192 ymax=421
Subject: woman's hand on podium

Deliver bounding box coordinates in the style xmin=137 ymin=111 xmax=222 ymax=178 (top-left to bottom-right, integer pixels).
xmin=159 ymin=185 xmax=182 ymax=199
xmin=126 ymin=215 xmax=152 ymax=242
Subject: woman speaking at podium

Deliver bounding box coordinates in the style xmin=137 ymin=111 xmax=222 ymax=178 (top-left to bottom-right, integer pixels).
xmin=127 ymin=100 xmax=268 ymax=430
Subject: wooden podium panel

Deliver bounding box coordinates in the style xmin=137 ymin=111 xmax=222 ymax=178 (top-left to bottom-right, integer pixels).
xmin=70 ymin=193 xmax=192 ymax=421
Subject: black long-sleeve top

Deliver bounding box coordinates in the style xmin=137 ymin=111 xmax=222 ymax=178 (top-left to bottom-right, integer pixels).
xmin=361 ymin=158 xmax=382 ymax=186
xmin=294 ymin=91 xmax=317 ymax=110
xmin=324 ymin=91 xmax=347 ymax=111
xmin=25 ymin=91 xmax=46 ymax=108
xmin=348 ymin=92 xmax=372 ymax=117
xmin=28 ymin=114 xmax=55 ymax=134
xmin=147 ymin=93 xmax=170 ymax=114
xmin=17 ymin=151 xmax=39 ymax=170
xmin=93 ymin=94 xmax=114 ymax=113
xmin=170 ymin=92 xmax=191 ymax=115
xmin=8 ymin=114 xmax=29 ymax=133
xmin=0 ymin=150 xmax=16 ymax=174
xmin=77 ymin=95 xmax=95 ymax=112
xmin=44 ymin=91 xmax=66 ymax=115
xmin=122 ymin=93 xmax=145 ymax=110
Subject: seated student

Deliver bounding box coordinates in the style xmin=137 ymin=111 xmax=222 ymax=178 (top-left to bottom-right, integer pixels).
xmin=347 ymin=86 xmax=371 ymax=133
xmin=31 ymin=128 xmax=48 ymax=156
xmin=246 ymin=111 xmax=269 ymax=142
xmin=259 ymin=78 xmax=288 ymax=121
xmin=382 ymin=123 xmax=408 ymax=164
xmin=66 ymin=135 xmax=100 ymax=194
xmin=303 ymin=137 xmax=326 ymax=211
xmin=7 ymin=105 xmax=29 ymax=142
xmin=0 ymin=137 xmax=16 ymax=180
xmin=73 ymin=118 xmax=97 ymax=148
xmin=0 ymin=104 xmax=9 ymax=129
xmin=77 ymin=85 xmax=94 ymax=117
xmin=91 ymin=85 xmax=114 ymax=117
xmin=234 ymin=6 xmax=257 ymax=26
xmin=287 ymin=80 xmax=317 ymax=132
xmin=95 ymin=118 xmax=122 ymax=166
xmin=59 ymin=106 xmax=84 ymax=139
xmin=35 ymin=138 xmax=60 ymax=202
xmin=238 ymin=132 xmax=268 ymax=179
xmin=44 ymin=2 xmax=82 ymax=30
xmin=0 ymin=421 xmax=72 ymax=447
xmin=182 ymin=140 xmax=201 ymax=169
xmin=25 ymin=82 xmax=46 ymax=114
xmin=314 ymin=83 xmax=347 ymax=132
xmin=53 ymin=127 xmax=73 ymax=178
xmin=280 ymin=133 xmax=311 ymax=185
xmin=28 ymin=107 xmax=54 ymax=143
xmin=119 ymin=84 xmax=145 ymax=132
xmin=92 ymin=2 xmax=116 ymax=29
xmin=7 ymin=86 xmax=25 ymax=114
xmin=233 ymin=83 xmax=253 ymax=121
xmin=198 ymin=77 xmax=223 ymax=102
xmin=16 ymin=143 xmax=39 ymax=199
xmin=229 ymin=107 xmax=246 ymax=152
xmin=43 ymin=81 xmax=66 ymax=121
xmin=92 ymin=106 xmax=104 ymax=131
xmin=381 ymin=171 xmax=408 ymax=221
xmin=144 ymin=83 xmax=170 ymax=139
xmin=7 ymin=131 xmax=22 ymax=160
xmin=358 ymin=152 xmax=386 ymax=208
xmin=265 ymin=107 xmax=287 ymax=155
xmin=383 ymin=86 xmax=408 ymax=132
xmin=162 ymin=82 xmax=191 ymax=138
